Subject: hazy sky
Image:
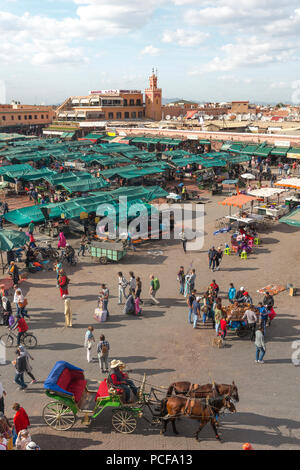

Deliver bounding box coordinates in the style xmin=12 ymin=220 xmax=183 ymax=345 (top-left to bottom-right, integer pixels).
xmin=0 ymin=0 xmax=299 ymax=105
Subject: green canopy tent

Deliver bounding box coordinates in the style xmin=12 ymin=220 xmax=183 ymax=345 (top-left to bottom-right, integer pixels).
xmin=0 ymin=229 xmax=29 ymax=273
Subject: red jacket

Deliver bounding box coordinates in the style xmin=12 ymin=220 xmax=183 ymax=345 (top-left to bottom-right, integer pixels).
xmin=13 ymin=408 xmax=30 ymax=435
xmin=17 ymin=317 xmax=28 ymax=333
xmin=220 ymin=318 xmax=227 ymax=332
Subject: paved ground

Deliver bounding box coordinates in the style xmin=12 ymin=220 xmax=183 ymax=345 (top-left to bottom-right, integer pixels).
xmin=1 ymin=193 xmax=300 ymax=450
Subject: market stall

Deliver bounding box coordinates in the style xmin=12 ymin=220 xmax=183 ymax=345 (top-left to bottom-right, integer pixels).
xmin=247 ymin=187 xmax=289 ymax=219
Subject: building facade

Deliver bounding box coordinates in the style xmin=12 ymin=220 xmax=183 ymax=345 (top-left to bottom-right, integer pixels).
xmin=55 ymin=72 xmax=163 ymax=125
xmin=0 ymin=104 xmax=55 ymax=133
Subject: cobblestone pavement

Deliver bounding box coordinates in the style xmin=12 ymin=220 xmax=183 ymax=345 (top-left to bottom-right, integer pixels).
xmin=0 ymin=194 xmax=300 ymax=450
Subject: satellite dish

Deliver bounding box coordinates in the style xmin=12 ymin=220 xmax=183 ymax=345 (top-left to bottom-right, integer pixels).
xmin=166 ymin=115 xmax=171 ymax=120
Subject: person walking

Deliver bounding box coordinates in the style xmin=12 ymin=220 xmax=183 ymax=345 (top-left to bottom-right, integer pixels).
xmin=0 ymin=383 xmax=6 ymax=414
xmin=242 ymin=307 xmax=257 ymax=341
xmin=129 ymin=272 xmax=136 ymax=292
xmin=99 ymin=284 xmax=109 ymax=318
xmin=215 ymin=247 xmax=223 ymax=271
xmin=1 ymin=296 xmax=12 ymax=327
xmin=27 ymin=221 xmax=35 ymax=236
xmin=177 ymin=266 xmax=185 ymax=295
xmin=179 ymin=230 xmax=187 ymax=253
xmin=84 ymin=326 xmax=95 ymax=363
xmin=57 ymin=231 xmax=67 ymax=251
xmin=214 ymin=298 xmax=223 ymax=336
xmin=12 ymin=350 xmax=28 ymax=390
xmin=118 ymin=272 xmax=128 ymax=305
xmin=257 ymin=302 xmax=268 ymax=336
xmin=187 ymin=289 xmax=196 ymax=324
xmin=12 ymin=404 xmax=30 ymax=436
xmin=192 ymin=296 xmax=201 ymax=329
xmin=62 ymin=295 xmax=72 ymax=327
xmin=135 ymin=277 xmax=142 ymax=303
xmin=8 ymin=262 xmax=20 ymax=286
xmin=97 ymin=334 xmax=110 ymax=373
xmin=220 ymin=315 xmax=227 ymax=340
xmin=255 ymin=327 xmax=266 ymax=363
xmin=149 ymin=274 xmax=160 ymax=305
xmin=18 ymin=346 xmax=37 ymax=384
xmin=78 ymin=234 xmax=88 ymax=257
xmin=58 ymin=270 xmax=70 ymax=298
xmin=228 ymin=283 xmax=236 ymax=304
xmin=208 ymin=247 xmax=218 ymax=271
xmin=15 ymin=289 xmax=29 ymax=319
xmin=3 ymin=201 xmax=9 ymax=216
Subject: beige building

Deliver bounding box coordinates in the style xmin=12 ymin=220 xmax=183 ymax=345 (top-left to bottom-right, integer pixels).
xmin=0 ymin=103 xmax=55 ymax=133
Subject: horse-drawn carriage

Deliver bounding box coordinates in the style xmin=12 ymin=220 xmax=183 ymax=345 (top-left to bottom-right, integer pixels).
xmin=43 ymin=362 xmax=239 ymax=442
xmin=43 ymin=361 xmax=160 ymax=434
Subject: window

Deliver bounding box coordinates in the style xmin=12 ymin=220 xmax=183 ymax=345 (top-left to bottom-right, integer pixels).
xmin=108 ymin=112 xmax=114 ymax=119
xmin=1 ymin=116 xmax=5 ymax=121
xmin=116 ymin=112 xmax=122 ymax=119
xmin=28 ymin=115 xmax=32 ymax=120
xmin=131 ymin=112 xmax=136 ymax=118
xmin=138 ymin=111 xmax=143 ymax=118
xmin=46 ymin=115 xmax=48 ymax=119
xmin=129 ymin=99 xmax=134 ymax=106
xmin=11 ymin=115 xmax=14 ymax=120
xmin=34 ymin=115 xmax=38 ymax=119
xmin=124 ymin=99 xmax=127 ymax=106
xmin=41 ymin=115 xmax=44 ymax=119
xmin=18 ymin=116 xmax=21 ymax=121
xmin=124 ymin=112 xmax=129 ymax=119
xmin=136 ymin=99 xmax=141 ymax=106
xmin=24 ymin=115 xmax=27 ymax=120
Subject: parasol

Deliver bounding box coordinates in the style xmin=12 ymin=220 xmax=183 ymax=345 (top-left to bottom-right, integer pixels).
xmin=241 ymin=173 xmax=256 ymax=180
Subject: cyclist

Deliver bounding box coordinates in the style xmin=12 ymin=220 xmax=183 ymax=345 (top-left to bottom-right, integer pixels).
xmin=11 ymin=316 xmax=29 ymax=346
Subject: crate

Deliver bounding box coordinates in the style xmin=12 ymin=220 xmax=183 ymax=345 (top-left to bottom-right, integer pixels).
xmin=90 ymin=246 xmax=125 ymax=262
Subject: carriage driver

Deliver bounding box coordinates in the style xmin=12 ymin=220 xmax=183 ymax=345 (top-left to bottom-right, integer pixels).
xmin=109 ymin=360 xmax=138 ymax=403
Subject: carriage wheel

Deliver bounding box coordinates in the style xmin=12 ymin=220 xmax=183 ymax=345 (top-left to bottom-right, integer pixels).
xmin=99 ymin=257 xmax=108 ymax=264
xmin=22 ymin=334 xmax=37 ymax=349
xmin=43 ymin=402 xmax=76 ymax=431
xmin=0 ymin=333 xmax=14 ymax=348
xmin=112 ymin=410 xmax=137 ymax=434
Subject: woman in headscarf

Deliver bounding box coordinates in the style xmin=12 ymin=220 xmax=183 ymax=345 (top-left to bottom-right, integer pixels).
xmin=123 ymin=289 xmax=135 ymax=315
xmin=57 ymin=231 xmax=66 ymax=250
xmin=58 ymin=270 xmax=69 ymax=298
xmin=0 ymin=412 xmax=13 ymax=451
xmin=1 ymin=296 xmax=12 ymax=327
xmin=8 ymin=262 xmax=19 ymax=286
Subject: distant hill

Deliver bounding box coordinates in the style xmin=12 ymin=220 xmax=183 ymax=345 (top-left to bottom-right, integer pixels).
xmin=162 ymin=97 xmax=202 ymax=105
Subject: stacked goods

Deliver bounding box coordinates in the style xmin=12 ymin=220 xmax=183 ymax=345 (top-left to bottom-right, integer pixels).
xmin=223 ymin=302 xmax=258 ymax=321
xmin=257 ymin=284 xmax=285 ymax=296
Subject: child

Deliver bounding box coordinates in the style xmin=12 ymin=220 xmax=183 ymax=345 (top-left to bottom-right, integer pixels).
xmin=219 ymin=315 xmax=227 ymax=340
xmin=84 ymin=326 xmax=95 ymax=363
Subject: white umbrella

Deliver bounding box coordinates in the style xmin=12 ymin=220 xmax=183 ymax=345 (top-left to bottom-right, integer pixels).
xmin=241 ymin=173 xmax=256 ymax=180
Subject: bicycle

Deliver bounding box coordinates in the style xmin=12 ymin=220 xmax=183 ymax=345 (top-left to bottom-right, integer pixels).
xmin=0 ymin=329 xmax=37 ymax=349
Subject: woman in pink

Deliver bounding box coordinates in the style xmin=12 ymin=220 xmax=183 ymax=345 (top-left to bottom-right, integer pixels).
xmin=57 ymin=231 xmax=66 ymax=249
xmin=134 ymin=292 xmax=141 ymax=315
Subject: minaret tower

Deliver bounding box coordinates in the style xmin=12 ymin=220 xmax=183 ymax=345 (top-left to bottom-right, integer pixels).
xmin=145 ymin=68 xmax=162 ymax=121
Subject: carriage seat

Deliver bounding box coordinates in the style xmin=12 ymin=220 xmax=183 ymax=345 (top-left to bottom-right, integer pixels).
xmin=57 ymin=368 xmax=87 ymax=403
xmin=95 ymin=378 xmax=123 ymax=401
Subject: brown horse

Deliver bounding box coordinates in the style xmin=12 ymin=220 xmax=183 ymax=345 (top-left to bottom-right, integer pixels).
xmin=166 ymin=381 xmax=239 ymax=402
xmin=159 ymin=395 xmax=236 ymax=441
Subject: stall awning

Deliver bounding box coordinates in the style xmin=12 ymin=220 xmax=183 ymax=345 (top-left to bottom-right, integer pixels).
xmin=287 ymin=148 xmax=300 ymax=159
xmin=279 ymin=209 xmax=300 ymax=227
xmin=219 ymin=194 xmax=258 ymax=207
xmin=247 ymin=188 xmax=287 ymax=198
xmin=275 ymin=178 xmax=300 ymax=189
xmin=253 ymin=146 xmax=273 ymax=157
xmin=271 ymin=147 xmax=290 ymax=156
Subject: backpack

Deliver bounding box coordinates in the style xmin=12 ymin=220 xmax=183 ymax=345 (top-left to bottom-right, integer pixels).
xmin=102 ymin=343 xmax=108 ymax=354
xmin=153 ymin=278 xmax=160 ymax=291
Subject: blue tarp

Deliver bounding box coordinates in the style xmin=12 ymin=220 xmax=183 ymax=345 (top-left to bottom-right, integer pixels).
xmin=44 ymin=361 xmax=84 ymax=396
